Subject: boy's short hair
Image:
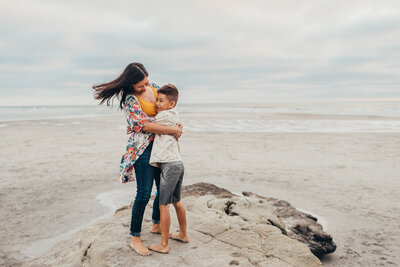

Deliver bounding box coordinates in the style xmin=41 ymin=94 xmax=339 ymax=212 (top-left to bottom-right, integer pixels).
xmin=158 ymin=84 xmax=179 ymax=104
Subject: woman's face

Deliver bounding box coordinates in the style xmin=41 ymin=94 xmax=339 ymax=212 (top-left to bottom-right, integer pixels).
xmin=132 ymin=77 xmax=149 ymax=94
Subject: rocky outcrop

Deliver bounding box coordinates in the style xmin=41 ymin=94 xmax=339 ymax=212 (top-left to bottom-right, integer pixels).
xmin=242 ymin=191 xmax=336 ymax=256
xmin=25 ymin=183 xmax=326 ymax=267
xmin=183 ymin=183 xmax=336 ymax=256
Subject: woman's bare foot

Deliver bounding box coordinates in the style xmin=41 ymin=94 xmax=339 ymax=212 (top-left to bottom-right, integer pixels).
xmin=150 ymin=223 xmax=161 ymax=234
xmin=130 ymin=237 xmax=152 ymax=256
xmin=148 ymin=243 xmax=169 ymax=254
xmin=169 ymin=233 xmax=189 ymax=243
xmin=150 ymin=224 xmax=173 ymax=236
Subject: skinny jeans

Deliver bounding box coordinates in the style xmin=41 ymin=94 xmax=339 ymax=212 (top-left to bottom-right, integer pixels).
xmin=130 ymin=142 xmax=160 ymax=236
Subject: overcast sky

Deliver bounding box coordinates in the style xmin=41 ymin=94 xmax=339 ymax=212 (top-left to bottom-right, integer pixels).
xmin=1 ymin=0 xmax=399 ymax=105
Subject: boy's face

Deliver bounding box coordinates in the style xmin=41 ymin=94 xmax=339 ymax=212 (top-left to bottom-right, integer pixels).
xmin=156 ymin=93 xmax=175 ymax=112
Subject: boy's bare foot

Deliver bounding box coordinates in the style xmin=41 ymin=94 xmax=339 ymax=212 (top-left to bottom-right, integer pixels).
xmin=169 ymin=233 xmax=189 ymax=243
xmin=150 ymin=223 xmax=161 ymax=234
xmin=148 ymin=243 xmax=169 ymax=254
xmin=130 ymin=237 xmax=152 ymax=256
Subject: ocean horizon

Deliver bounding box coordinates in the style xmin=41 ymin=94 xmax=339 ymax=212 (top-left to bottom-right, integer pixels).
xmin=1 ymin=101 xmax=399 ymax=133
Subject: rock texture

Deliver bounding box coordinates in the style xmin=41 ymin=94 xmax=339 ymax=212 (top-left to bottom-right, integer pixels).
xmin=24 ymin=183 xmax=325 ymax=267
xmin=242 ymin=191 xmax=336 ymax=256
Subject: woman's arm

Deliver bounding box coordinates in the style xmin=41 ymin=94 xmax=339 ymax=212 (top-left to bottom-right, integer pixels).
xmin=142 ymin=122 xmax=183 ymax=139
xmin=124 ymin=94 xmax=182 ymax=138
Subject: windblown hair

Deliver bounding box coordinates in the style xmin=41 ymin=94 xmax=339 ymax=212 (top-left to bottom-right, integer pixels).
xmin=93 ymin=62 xmax=148 ymax=108
xmin=158 ymin=84 xmax=179 ymax=104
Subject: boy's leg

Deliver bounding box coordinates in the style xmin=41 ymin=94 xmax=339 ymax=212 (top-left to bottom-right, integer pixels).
xmin=148 ymin=163 xmax=177 ymax=253
xmin=171 ymin=201 xmax=189 ymax=243
xmin=170 ymin=164 xmax=189 ymax=242
xmin=160 ymin=204 xmax=171 ymax=248
xmin=148 ymin=204 xmax=170 ymax=253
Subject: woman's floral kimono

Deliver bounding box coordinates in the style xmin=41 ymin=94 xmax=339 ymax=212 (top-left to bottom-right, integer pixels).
xmin=119 ymin=83 xmax=159 ymax=183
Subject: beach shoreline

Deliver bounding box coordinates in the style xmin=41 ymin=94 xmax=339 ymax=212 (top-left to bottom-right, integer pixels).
xmin=1 ymin=110 xmax=399 ymax=266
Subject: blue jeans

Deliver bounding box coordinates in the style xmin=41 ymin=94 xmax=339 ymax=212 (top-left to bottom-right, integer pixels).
xmin=130 ymin=142 xmax=161 ymax=236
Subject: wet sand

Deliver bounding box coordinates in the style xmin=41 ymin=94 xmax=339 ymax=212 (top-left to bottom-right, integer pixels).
xmin=0 ymin=112 xmax=399 ymax=266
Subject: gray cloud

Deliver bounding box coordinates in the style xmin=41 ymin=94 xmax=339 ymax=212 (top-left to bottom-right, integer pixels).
xmin=0 ymin=0 xmax=399 ymax=105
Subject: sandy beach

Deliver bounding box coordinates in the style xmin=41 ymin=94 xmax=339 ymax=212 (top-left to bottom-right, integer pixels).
xmin=1 ymin=108 xmax=399 ymax=266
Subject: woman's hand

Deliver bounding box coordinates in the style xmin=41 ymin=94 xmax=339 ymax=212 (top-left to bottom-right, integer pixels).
xmin=172 ymin=123 xmax=183 ymax=139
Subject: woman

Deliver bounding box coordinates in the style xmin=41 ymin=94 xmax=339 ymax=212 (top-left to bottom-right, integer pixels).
xmin=93 ymin=62 xmax=182 ymax=256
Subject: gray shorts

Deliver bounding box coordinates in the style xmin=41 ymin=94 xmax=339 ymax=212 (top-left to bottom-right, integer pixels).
xmin=159 ymin=161 xmax=184 ymax=205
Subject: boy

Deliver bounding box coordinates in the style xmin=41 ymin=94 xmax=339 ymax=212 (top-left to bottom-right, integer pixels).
xmin=148 ymin=84 xmax=189 ymax=254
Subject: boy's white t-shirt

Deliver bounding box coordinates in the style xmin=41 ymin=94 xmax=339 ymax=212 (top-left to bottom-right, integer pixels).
xmin=149 ymin=108 xmax=182 ymax=167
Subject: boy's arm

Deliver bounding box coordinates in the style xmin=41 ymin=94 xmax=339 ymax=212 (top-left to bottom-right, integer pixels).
xmin=126 ymin=121 xmax=182 ymax=138
xmin=142 ymin=122 xmax=182 ymax=139
xmin=143 ymin=111 xmax=181 ymax=138
xmin=125 ymin=110 xmax=182 ymax=138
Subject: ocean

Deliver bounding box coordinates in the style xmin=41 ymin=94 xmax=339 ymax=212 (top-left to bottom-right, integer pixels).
xmin=0 ymin=105 xmax=119 ymax=122
xmin=1 ymin=101 xmax=400 ymax=133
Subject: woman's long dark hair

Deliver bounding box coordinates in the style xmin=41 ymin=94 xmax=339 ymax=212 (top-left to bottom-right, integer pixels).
xmin=93 ymin=62 xmax=149 ymax=108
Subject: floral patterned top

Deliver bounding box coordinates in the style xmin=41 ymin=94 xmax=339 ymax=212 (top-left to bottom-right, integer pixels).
xmin=119 ymin=83 xmax=159 ymax=183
